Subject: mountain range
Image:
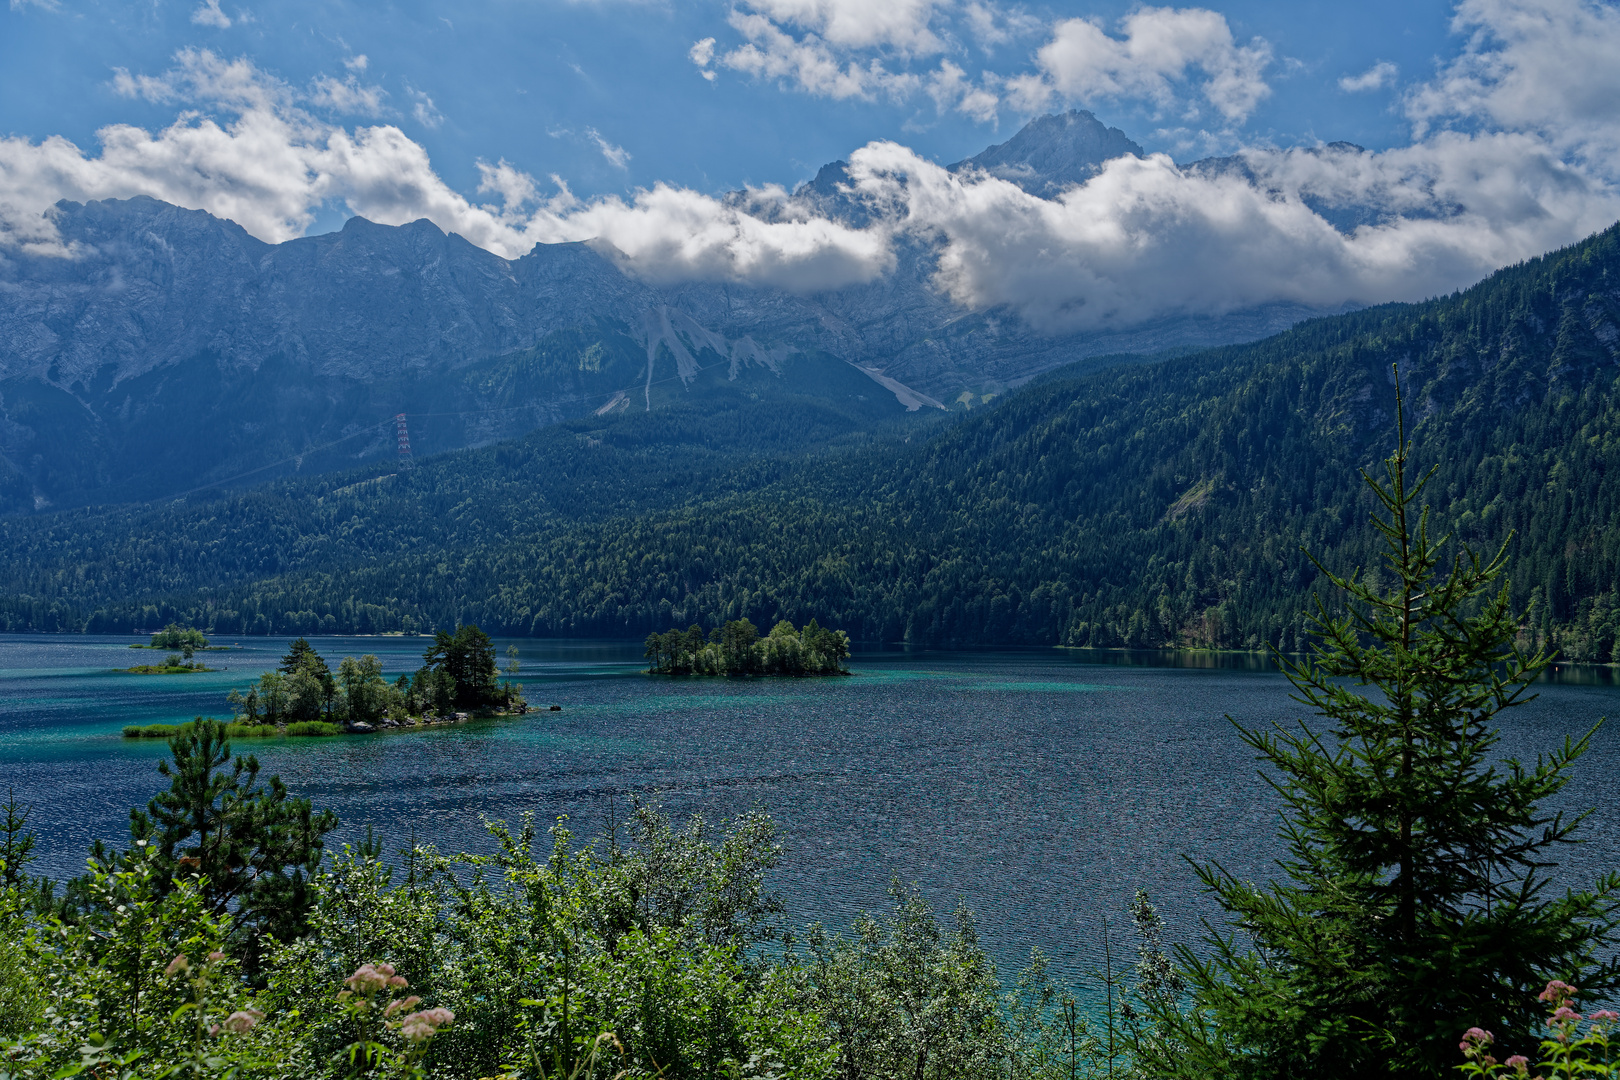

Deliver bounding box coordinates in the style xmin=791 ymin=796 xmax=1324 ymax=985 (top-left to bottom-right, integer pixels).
xmin=3 ymin=217 xmax=1618 ymax=660
xmin=0 ymin=111 xmax=1344 ymax=515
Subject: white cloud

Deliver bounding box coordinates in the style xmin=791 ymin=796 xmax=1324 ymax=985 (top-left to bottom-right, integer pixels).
xmin=10 ymin=0 xmax=60 ymax=10
xmin=926 ymin=61 xmax=1001 ymax=122
xmin=344 ymin=54 xmax=369 ymax=73
xmin=738 ymin=0 xmax=945 ymax=52
xmin=110 ymin=49 xmax=286 ymax=110
xmin=527 ymin=182 xmax=894 ymax=290
xmin=8 ymin=2 xmax=1620 ymax=339
xmin=588 ymin=128 xmax=631 ymax=170
xmin=191 ymin=0 xmax=232 ymax=29
xmin=843 ymin=132 xmax=1617 ymax=332
xmin=0 ymin=50 xmax=890 ymax=289
xmin=308 ymin=75 xmax=388 ymax=117
xmin=407 ymin=86 xmax=444 ymax=128
xmin=689 ymin=37 xmax=719 ymax=81
xmin=1339 ymin=60 xmax=1397 ymax=93
xmin=717 ymin=11 xmax=921 ymax=101
xmin=1010 ymin=8 xmax=1273 ymax=124
xmin=961 ymin=1 xmax=1041 ymax=48
xmin=714 ymin=7 xmax=1008 ymax=115
xmin=1407 ymin=0 xmax=1620 ymax=165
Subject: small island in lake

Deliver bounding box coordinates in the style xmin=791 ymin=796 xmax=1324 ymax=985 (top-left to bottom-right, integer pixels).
xmin=122 ymin=624 xmax=226 ymax=672
xmin=128 ymin=623 xmax=235 ymax=650
xmin=124 ymin=625 xmax=527 ymax=738
xmin=645 ymin=618 xmax=850 ymax=676
xmin=123 ymin=656 xmax=216 ymax=674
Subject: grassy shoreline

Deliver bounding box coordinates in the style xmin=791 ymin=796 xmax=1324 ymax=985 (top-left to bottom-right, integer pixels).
xmin=121 ymin=709 xmax=527 ymax=740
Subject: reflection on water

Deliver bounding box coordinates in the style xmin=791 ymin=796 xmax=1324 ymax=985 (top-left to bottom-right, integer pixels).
xmin=1 ymin=633 xmax=1617 ymax=987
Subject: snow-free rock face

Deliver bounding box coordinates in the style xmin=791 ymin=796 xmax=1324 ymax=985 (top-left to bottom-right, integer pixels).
xmin=0 ymin=113 xmax=1342 ymax=514
xmin=950 ymin=110 xmax=1144 ymax=195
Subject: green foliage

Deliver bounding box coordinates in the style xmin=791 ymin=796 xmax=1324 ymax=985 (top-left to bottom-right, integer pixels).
xmin=1460 ymin=979 xmax=1620 ymax=1078
xmin=149 ymin=624 xmax=209 ymax=650
xmin=125 ymin=660 xmax=212 ymax=674
xmin=421 ymin=626 xmax=501 ymax=711
xmin=284 ymin=721 xmax=343 ymax=737
xmin=337 ymin=655 xmax=399 ymax=725
xmin=223 ymin=723 xmax=282 ymax=739
xmin=258 ymin=805 xmax=827 ymax=1080
xmin=645 ymin=619 xmax=851 ymax=676
xmin=279 ymin=639 xmax=336 ymax=723
xmin=0 ymin=845 xmax=453 ymax=1080
xmin=0 ymin=861 xmax=42 ymax=1042
xmin=123 ymin=720 xmax=335 ymax=740
xmin=0 ymin=791 xmax=36 ymax=890
xmin=124 ymin=722 xmax=194 ymax=739
xmin=788 ymin=879 xmax=1099 ymax=1080
xmin=83 ymin=721 xmax=341 ymax=967
xmin=1149 ymin=403 xmax=1620 ymax=1078
xmin=0 ymin=779 xmax=1148 ymax=1080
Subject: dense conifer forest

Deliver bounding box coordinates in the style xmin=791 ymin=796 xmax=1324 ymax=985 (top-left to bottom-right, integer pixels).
xmin=3 ymin=223 xmax=1619 ymax=658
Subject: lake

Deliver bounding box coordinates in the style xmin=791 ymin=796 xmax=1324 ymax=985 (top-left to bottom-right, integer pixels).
xmin=2 ymin=633 xmax=1618 ymax=986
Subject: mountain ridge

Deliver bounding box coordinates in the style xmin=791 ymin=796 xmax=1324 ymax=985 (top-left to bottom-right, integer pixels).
xmin=3 ymin=219 xmax=1618 ymax=658
xmin=0 ymin=111 xmax=1348 ymax=514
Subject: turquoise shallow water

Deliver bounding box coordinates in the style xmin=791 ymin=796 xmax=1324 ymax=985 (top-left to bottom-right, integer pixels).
xmin=2 ymin=633 xmax=1618 ymax=984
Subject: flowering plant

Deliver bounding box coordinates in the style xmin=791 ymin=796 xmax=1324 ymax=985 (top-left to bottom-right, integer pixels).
xmin=1461 ymin=980 xmax=1620 ymax=1077
xmin=334 ymin=960 xmax=453 ymax=1079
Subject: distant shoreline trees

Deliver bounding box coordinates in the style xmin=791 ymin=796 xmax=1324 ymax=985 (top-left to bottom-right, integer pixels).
xmin=645 ymin=618 xmax=850 ymax=676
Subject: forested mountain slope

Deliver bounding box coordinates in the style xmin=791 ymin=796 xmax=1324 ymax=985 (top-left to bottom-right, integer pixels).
xmin=4 ymin=222 xmax=1619 ymax=658
xmin=0 ymin=111 xmax=1334 ymax=514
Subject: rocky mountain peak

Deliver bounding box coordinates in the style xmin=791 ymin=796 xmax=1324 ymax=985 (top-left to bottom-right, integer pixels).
xmin=950 ymin=110 xmax=1143 ymax=196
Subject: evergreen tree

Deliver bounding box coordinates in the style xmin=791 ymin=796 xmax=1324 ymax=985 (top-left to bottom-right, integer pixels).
xmin=278 ymin=637 xmax=335 ymax=720
xmin=118 ymin=720 xmax=338 ymax=961
xmin=423 ymin=625 xmax=499 ymax=709
xmin=1153 ymin=384 xmax=1620 ymax=1077
xmin=0 ymin=788 xmax=35 ymax=888
xmin=277 ymin=637 xmax=322 ymax=675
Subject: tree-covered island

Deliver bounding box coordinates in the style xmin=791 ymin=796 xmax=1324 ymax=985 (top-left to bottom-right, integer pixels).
xmin=645 ymin=617 xmax=851 ymax=675
xmin=122 ymin=624 xmax=233 ymax=673
xmin=122 ymin=625 xmax=525 ymax=738
xmin=128 ymin=623 xmax=233 ymax=650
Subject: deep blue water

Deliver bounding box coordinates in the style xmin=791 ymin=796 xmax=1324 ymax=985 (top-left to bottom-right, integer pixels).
xmin=2 ymin=633 xmax=1618 ymax=985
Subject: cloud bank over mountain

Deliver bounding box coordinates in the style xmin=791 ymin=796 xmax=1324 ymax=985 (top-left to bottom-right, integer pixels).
xmin=1 ymin=0 xmax=1618 ymax=333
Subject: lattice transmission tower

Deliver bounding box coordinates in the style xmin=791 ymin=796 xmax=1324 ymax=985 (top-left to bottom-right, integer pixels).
xmin=394 ymin=413 xmax=413 ymax=467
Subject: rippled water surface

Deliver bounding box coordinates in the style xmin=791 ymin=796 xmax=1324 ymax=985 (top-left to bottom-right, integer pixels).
xmin=3 ymin=633 xmax=1618 ymax=983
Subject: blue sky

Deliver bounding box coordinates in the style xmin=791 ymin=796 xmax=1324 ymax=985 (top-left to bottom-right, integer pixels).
xmin=3 ymin=0 xmax=1619 ymax=332
xmin=3 ymin=0 xmax=1460 ymax=211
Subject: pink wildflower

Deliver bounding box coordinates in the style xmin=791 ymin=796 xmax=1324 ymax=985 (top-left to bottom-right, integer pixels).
xmin=345 ymin=963 xmax=393 ymax=994
xmin=164 ymin=955 xmax=189 ymax=977
xmin=388 ymin=975 xmax=409 ymax=988
xmin=1505 ymin=1054 xmax=1529 ymax=1070
xmin=384 ymin=995 xmax=423 ymax=1019
xmin=222 ymin=1009 xmax=264 ymax=1034
xmin=1539 ymin=980 xmax=1578 ymax=1004
xmin=207 ymin=951 xmax=226 ymax=962
xmin=398 ymin=1007 xmax=454 ymax=1043
xmin=1552 ymin=1006 xmax=1581 ymax=1022
xmin=1593 ymin=1010 xmax=1620 ymax=1022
